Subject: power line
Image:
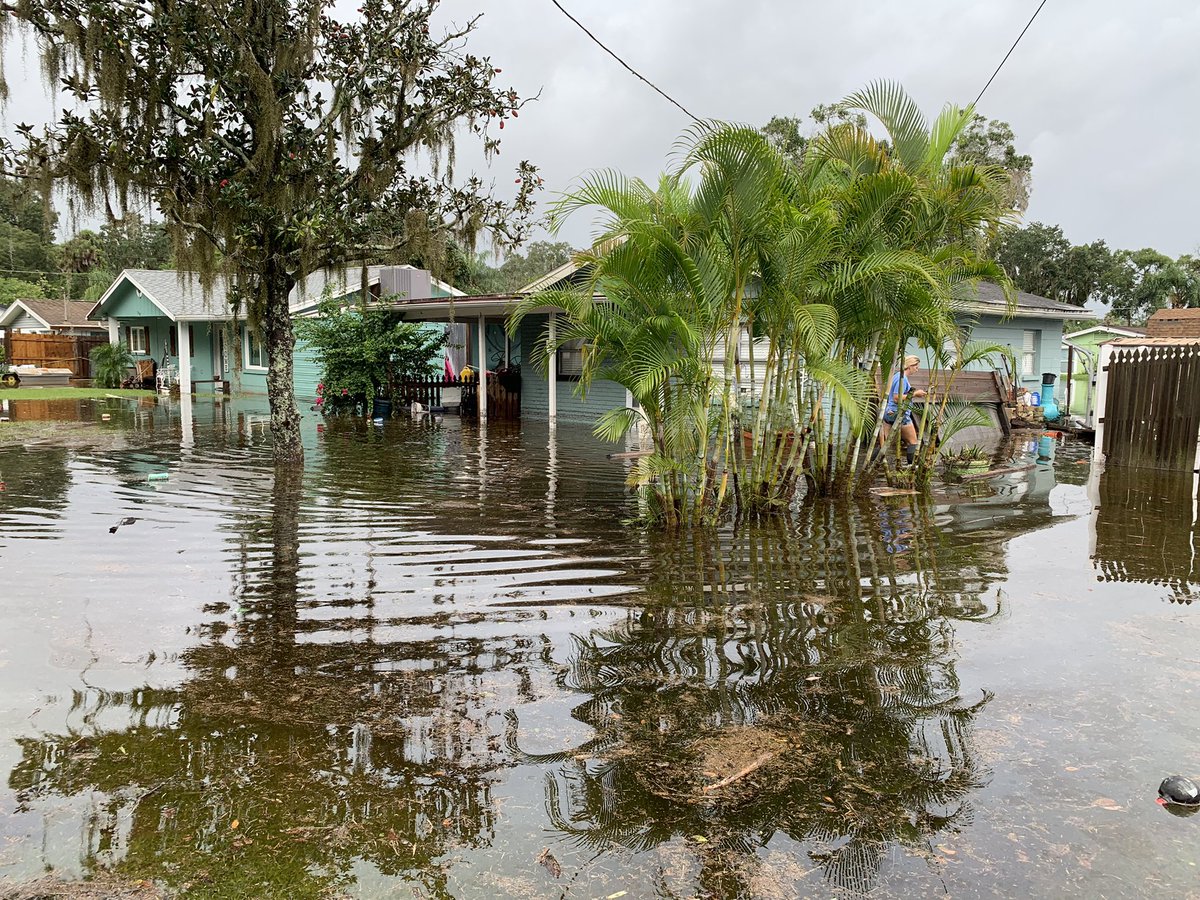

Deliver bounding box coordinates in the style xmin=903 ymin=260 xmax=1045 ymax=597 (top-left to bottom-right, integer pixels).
xmin=974 ymin=0 xmax=1050 ymax=107
xmin=548 ymin=0 xmax=701 ymax=123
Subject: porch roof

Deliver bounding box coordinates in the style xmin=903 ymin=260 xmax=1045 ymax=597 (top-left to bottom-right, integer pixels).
xmin=382 ymin=292 xmax=594 ymax=321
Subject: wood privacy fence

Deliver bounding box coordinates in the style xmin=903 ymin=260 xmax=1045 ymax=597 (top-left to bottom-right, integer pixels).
xmin=4 ymin=333 xmax=107 ymax=378
xmin=1101 ymin=344 xmax=1200 ymax=472
xmin=395 ymin=373 xmax=521 ymax=421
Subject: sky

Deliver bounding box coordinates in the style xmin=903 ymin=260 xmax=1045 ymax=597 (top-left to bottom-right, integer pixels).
xmin=3 ymin=0 xmax=1197 ymax=262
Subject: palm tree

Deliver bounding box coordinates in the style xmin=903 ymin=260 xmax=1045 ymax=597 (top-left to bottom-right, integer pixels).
xmin=512 ymin=82 xmax=1019 ymax=525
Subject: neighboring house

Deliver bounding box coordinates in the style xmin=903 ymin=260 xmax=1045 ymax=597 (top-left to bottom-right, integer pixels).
xmin=910 ymin=283 xmax=1092 ymax=399
xmin=1061 ymin=324 xmax=1146 ymax=415
xmin=380 ymin=257 xmax=1092 ymax=426
xmin=0 ymin=299 xmax=109 ymax=337
xmin=1146 ymin=308 xmax=1200 ymax=339
xmin=88 ymin=266 xmax=461 ymax=399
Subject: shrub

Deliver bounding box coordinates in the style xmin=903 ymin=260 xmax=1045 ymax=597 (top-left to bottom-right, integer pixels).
xmin=90 ymin=342 xmax=134 ymax=388
xmin=295 ymin=292 xmax=445 ymax=414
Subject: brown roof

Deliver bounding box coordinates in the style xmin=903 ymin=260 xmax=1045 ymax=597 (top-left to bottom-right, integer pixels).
xmin=1146 ymin=307 xmax=1200 ymax=338
xmin=16 ymin=298 xmax=108 ymax=331
xmin=1148 ymin=308 xmax=1200 ymax=320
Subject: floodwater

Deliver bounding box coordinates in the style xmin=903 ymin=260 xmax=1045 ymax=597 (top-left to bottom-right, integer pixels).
xmin=0 ymin=395 xmax=1198 ymax=899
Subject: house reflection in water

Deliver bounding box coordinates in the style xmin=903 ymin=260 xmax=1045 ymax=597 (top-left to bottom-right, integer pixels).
xmin=1091 ymin=468 xmax=1200 ymax=603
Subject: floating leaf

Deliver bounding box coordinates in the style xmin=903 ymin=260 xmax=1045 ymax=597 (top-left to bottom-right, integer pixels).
xmin=230 ymin=819 xmax=239 ymax=830
xmin=692 ymin=835 xmax=708 ymax=843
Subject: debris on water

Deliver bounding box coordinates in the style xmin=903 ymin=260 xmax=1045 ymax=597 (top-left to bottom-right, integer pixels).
xmin=147 ymin=472 xmax=169 ymax=481
xmin=109 ymin=517 xmax=137 ymax=534
xmin=536 ymin=846 xmax=562 ymax=878
xmin=1158 ymin=775 xmax=1200 ymax=807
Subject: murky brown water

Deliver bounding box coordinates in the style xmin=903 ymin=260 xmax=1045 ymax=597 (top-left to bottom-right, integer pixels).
xmin=1 ymin=395 xmax=1198 ymax=898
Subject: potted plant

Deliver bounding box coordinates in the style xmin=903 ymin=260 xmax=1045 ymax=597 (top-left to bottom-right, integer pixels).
xmin=941 ymin=445 xmax=991 ymax=477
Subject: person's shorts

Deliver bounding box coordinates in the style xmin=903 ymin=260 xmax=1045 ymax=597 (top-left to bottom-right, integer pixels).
xmin=883 ymin=410 xmax=913 ymax=427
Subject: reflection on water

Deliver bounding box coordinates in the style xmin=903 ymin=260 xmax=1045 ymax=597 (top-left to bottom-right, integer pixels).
xmin=1 ymin=398 xmax=1198 ymax=898
xmin=1092 ymin=468 xmax=1200 ymax=603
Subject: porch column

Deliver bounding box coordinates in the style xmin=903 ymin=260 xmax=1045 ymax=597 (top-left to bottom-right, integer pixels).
xmin=108 ymin=317 xmax=120 ymax=345
xmin=1091 ymin=342 xmax=1113 ymax=466
xmin=176 ymin=320 xmax=192 ymax=395
xmin=548 ymin=312 xmax=557 ymax=422
xmin=477 ymin=313 xmax=487 ymax=422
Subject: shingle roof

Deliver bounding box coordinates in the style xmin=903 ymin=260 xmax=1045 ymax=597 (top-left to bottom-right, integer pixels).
xmin=963 ymin=282 xmax=1093 ymax=320
xmin=118 ymin=269 xmax=234 ymax=319
xmin=2 ymin=298 xmax=107 ymax=330
xmin=97 ymin=265 xmax=463 ymax=320
xmin=1149 ymin=308 xmax=1200 ymax=320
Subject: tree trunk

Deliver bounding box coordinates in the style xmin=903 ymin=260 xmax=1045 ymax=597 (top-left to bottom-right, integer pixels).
xmin=264 ymin=265 xmax=304 ymax=465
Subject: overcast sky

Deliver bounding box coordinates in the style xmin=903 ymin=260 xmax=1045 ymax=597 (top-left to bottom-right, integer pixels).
xmin=4 ymin=0 xmax=1197 ymax=263
xmin=432 ymin=0 xmax=1199 ymax=260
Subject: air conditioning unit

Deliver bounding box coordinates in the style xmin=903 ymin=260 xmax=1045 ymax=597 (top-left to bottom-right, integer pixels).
xmin=379 ymin=267 xmax=432 ymax=302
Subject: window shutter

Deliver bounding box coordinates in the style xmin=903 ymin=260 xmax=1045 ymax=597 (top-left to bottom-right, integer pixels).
xmin=124 ymin=325 xmax=131 ymax=349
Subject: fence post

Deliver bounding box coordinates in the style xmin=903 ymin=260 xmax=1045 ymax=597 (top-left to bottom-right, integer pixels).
xmin=1092 ymin=342 xmax=1114 ymax=466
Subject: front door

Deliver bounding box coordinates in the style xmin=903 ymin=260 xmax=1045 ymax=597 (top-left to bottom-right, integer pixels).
xmin=212 ymin=327 xmax=226 ymax=382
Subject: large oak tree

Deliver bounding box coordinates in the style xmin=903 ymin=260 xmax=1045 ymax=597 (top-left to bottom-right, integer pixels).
xmin=0 ymin=0 xmax=539 ymax=461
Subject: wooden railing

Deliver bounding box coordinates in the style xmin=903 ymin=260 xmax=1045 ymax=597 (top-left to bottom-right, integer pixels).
xmin=395 ymin=372 xmax=521 ymax=420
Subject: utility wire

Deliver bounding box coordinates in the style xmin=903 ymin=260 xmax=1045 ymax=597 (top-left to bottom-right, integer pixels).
xmin=548 ymin=0 xmax=701 ymax=123
xmin=974 ymin=0 xmax=1050 ymax=107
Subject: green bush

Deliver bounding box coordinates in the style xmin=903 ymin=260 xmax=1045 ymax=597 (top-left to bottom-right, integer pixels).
xmin=294 ymin=292 xmax=445 ymax=414
xmin=90 ymin=342 xmax=134 ymax=388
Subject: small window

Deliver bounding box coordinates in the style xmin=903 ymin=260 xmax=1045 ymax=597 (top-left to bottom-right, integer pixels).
xmin=1021 ymin=330 xmax=1038 ymax=376
xmin=128 ymin=326 xmax=148 ymax=355
xmin=557 ymin=338 xmax=585 ymax=379
xmin=244 ymin=327 xmax=268 ymax=370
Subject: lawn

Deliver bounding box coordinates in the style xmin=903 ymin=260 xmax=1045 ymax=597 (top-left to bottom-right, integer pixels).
xmin=0 ymin=387 xmax=156 ymax=400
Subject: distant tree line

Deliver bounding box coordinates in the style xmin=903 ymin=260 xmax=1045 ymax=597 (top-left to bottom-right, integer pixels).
xmin=992 ymin=223 xmax=1199 ymax=324
xmin=0 ymin=175 xmax=172 ymax=306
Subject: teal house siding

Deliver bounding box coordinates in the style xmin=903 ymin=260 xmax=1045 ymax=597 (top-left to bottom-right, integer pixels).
xmin=517 ymin=314 xmax=627 ymax=425
xmin=907 ymin=314 xmax=1067 ymax=400
xmin=292 ymin=339 xmax=322 ymax=400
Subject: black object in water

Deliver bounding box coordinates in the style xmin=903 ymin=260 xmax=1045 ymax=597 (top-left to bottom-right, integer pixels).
xmin=1158 ymin=775 xmax=1200 ymax=807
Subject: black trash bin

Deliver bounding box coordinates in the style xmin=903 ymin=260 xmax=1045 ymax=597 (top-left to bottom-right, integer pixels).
xmin=372 ymin=397 xmax=392 ymax=419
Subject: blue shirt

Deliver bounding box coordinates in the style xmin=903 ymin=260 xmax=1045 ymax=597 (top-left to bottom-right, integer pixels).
xmin=884 ymin=373 xmax=910 ymax=416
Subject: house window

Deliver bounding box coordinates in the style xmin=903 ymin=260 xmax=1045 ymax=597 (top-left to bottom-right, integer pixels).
xmin=244 ymin=327 xmax=268 ymax=370
xmin=128 ymin=326 xmax=149 ymax=355
xmin=557 ymin=338 xmax=585 ymax=379
xmin=1021 ymin=330 xmax=1038 ymax=376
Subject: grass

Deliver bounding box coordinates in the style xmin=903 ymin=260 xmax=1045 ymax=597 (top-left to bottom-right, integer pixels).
xmin=0 ymin=387 xmax=156 ymax=400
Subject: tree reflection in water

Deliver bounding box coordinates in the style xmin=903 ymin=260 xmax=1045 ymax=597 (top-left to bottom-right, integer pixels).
xmin=519 ymin=499 xmax=1001 ymax=897
xmin=9 ymin=465 xmax=512 ymax=898
xmin=6 ymin=436 xmax=1020 ymax=898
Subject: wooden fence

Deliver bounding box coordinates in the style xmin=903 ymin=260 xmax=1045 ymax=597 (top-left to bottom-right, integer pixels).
xmin=396 ymin=373 xmax=521 ymax=421
xmin=4 ymin=332 xmax=106 ymax=378
xmin=1101 ymin=344 xmax=1200 ymax=472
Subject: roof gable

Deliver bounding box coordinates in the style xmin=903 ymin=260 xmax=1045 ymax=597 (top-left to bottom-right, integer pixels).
xmin=0 ymin=298 xmax=105 ymax=331
xmin=0 ymin=299 xmax=52 ymax=330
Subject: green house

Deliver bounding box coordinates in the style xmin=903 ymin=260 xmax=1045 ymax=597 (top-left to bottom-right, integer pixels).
xmin=1061 ymin=324 xmax=1146 ymax=415
xmin=88 ymin=266 xmax=460 ymax=399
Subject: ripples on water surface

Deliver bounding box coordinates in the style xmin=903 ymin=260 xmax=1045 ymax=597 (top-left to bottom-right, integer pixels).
xmin=1 ymin=396 xmax=1199 ymax=898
